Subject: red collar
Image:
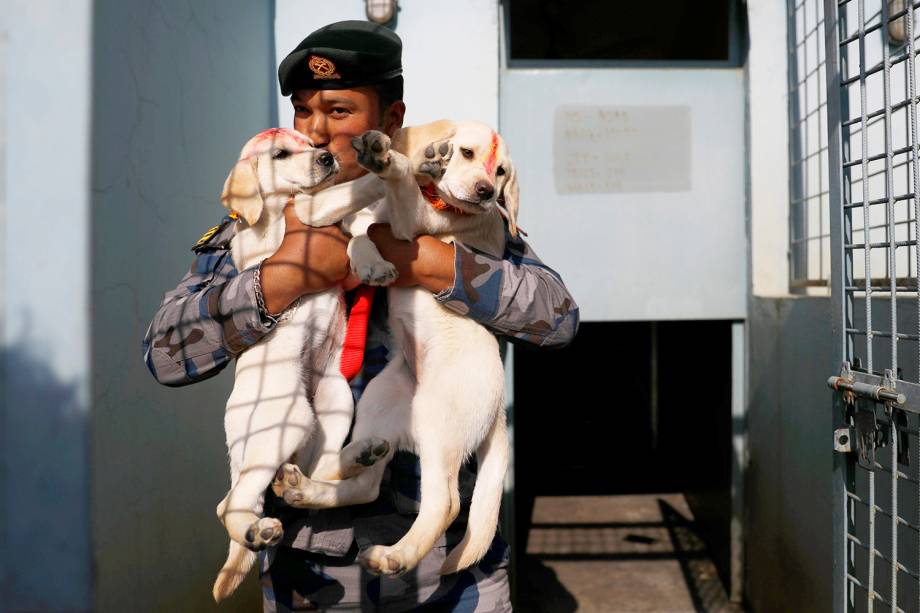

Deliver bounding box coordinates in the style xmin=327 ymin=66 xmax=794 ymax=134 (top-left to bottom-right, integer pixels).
xmin=421 ymin=183 xmax=468 ymax=215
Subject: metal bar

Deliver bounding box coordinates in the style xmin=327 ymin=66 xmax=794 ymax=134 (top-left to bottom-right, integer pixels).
xmin=846 ymin=160 xmax=916 ymax=187
xmin=903 ymin=2 xmax=920 ymax=610
xmin=827 ymin=375 xmax=907 ymax=403
xmin=845 ymin=238 xmax=915 ymax=249
xmin=791 ymin=0 xmax=809 ymax=287
xmin=842 ymin=45 xmax=920 ymax=86
xmin=847 ymin=571 xmax=909 ymax=612
xmin=840 ymin=18 xmax=884 ymax=46
xmin=844 ymin=97 xmax=920 ymax=127
xmin=844 ymin=328 xmax=920 ymax=342
xmin=841 ymin=369 xmax=920 ymax=411
xmin=821 ymin=0 xmax=828 ymax=288
xmin=848 ymin=535 xmax=920 ymax=580
xmin=845 ymin=286 xmax=918 ymax=292
xmin=848 ymin=490 xmax=920 ymax=531
xmin=807 ymin=4 xmax=814 ymax=288
xmin=880 ymin=4 xmax=901 ymax=605
xmin=858 ymin=0 xmax=875 ymax=379
xmin=844 ymin=145 xmax=914 ymax=168
xmin=872 ymin=460 xmax=920 ymax=485
xmin=839 ymin=0 xmax=920 ymax=46
xmin=855 ymin=7 xmax=878 ymax=607
xmin=844 ymin=192 xmax=916 ymax=209
xmin=824 ymin=0 xmax=853 ymax=609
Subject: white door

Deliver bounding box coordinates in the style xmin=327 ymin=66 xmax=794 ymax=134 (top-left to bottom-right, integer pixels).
xmin=499 ymin=3 xmax=747 ymax=322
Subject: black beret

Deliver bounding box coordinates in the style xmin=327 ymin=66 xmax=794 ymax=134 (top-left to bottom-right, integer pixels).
xmin=278 ymin=20 xmax=402 ymax=96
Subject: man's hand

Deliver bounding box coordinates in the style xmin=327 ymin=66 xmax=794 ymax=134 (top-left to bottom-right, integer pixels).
xmin=259 ymin=202 xmax=353 ymax=315
xmin=367 ymin=223 xmax=455 ymax=294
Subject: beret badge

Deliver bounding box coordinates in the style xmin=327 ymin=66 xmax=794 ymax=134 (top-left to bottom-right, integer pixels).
xmin=308 ymin=55 xmax=341 ymax=80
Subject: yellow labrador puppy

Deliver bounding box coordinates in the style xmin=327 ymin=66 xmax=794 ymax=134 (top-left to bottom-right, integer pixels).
xmin=212 ymin=128 xmax=388 ymax=601
xmin=272 ymin=121 xmax=519 ymax=577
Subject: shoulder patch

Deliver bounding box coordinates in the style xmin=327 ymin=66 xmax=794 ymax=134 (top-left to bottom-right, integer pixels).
xmin=192 ymin=214 xmax=237 ymax=253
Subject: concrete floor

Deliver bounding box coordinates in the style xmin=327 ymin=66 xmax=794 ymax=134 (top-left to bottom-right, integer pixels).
xmin=516 ymin=495 xmax=742 ymax=613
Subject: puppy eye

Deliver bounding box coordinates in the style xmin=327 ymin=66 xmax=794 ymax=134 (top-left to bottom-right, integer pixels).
xmin=272 ymin=149 xmax=290 ymax=159
xmin=461 ymin=147 xmax=474 ymax=159
xmin=496 ymin=166 xmax=506 ymax=176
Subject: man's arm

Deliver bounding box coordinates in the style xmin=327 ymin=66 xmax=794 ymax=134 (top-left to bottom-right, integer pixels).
xmin=142 ymin=222 xmax=272 ymax=386
xmin=368 ymin=225 xmax=579 ymax=348
xmin=143 ymin=207 xmax=353 ymax=386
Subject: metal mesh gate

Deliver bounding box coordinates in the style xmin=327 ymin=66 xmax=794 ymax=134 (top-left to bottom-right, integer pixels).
xmin=825 ymin=0 xmax=920 ymax=610
xmin=790 ymin=0 xmax=831 ymax=290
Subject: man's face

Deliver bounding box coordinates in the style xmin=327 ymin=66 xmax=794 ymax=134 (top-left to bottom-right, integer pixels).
xmin=292 ymin=86 xmax=390 ymax=184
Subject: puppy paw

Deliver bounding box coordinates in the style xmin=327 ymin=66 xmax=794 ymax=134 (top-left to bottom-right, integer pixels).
xmin=359 ymin=545 xmax=415 ymax=576
xmin=346 ymin=437 xmax=391 ymax=468
xmin=243 ymin=517 xmax=283 ymax=551
xmin=271 ymin=463 xmax=313 ymax=507
xmin=353 ymin=258 xmax=399 ymax=286
xmin=272 ymin=463 xmax=303 ymax=497
xmin=416 ymin=139 xmax=453 ymax=180
xmin=352 ymin=131 xmax=392 ymax=174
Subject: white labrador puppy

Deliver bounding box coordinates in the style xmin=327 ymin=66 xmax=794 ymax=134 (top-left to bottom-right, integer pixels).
xmin=271 ymin=120 xmax=519 ymax=577
xmin=212 ymin=128 xmax=389 ymax=601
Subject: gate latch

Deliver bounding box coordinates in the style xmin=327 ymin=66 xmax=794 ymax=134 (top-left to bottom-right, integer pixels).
xmin=827 ymin=363 xmax=906 ymax=405
xmin=829 ymin=363 xmax=904 ymax=469
xmin=834 ymin=411 xmax=887 ymax=468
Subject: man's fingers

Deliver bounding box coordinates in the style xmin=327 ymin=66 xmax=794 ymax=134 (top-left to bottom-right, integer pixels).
xmin=282 ymin=200 xmax=308 ymax=229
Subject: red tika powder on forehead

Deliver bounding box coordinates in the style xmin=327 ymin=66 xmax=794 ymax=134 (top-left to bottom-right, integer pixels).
xmin=484 ymin=131 xmax=500 ymax=176
xmin=240 ymin=128 xmax=312 ymax=159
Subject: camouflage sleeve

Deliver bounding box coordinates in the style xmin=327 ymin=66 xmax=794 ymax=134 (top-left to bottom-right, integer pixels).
xmin=435 ymin=232 xmax=579 ymax=348
xmin=141 ymin=220 xmax=275 ymax=386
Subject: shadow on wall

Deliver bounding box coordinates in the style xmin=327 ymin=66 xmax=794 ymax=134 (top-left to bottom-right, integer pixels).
xmin=0 ymin=338 xmax=91 ymax=610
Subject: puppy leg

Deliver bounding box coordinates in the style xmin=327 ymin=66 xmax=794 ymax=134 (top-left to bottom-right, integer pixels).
xmin=315 ymin=359 xmax=414 ymax=481
xmin=300 ymin=370 xmax=355 ymax=478
xmin=219 ymin=347 xmax=313 ymax=550
xmin=294 ymin=172 xmax=385 ymax=226
xmin=273 ymin=361 xmax=414 ymax=507
xmin=360 ymin=433 xmax=461 ymax=576
xmin=352 ymin=130 xmax=429 ymax=242
xmin=441 ymin=413 xmax=509 ymax=574
xmin=340 ymin=204 xmax=398 ymax=286
xmin=348 ymin=235 xmax=398 ymax=286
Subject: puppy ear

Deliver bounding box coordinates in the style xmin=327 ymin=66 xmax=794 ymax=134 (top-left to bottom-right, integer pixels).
xmin=498 ymin=160 xmax=520 ymax=237
xmin=392 ymin=119 xmax=457 ymax=155
xmin=220 ymin=157 xmax=263 ymax=226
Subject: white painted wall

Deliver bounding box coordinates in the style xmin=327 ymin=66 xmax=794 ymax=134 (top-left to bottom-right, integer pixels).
xmin=90 ymin=1 xmax=273 ymax=609
xmin=0 ymin=1 xmax=93 ymax=609
xmin=275 ymin=0 xmax=499 ymax=129
xmin=748 ymin=0 xmax=792 ymax=297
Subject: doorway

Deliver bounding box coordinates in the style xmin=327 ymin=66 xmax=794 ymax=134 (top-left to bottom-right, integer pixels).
xmin=512 ymin=321 xmax=736 ymax=610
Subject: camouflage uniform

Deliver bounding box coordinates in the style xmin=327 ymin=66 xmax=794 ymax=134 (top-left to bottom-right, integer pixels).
xmin=142 ymin=215 xmax=579 ymax=611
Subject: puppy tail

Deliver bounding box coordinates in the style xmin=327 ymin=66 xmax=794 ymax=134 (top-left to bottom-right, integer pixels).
xmin=212 ymin=540 xmax=257 ymax=603
xmin=440 ymin=415 xmax=509 ymax=575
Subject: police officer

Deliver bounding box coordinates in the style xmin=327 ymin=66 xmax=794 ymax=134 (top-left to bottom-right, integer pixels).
xmin=143 ymin=20 xmax=579 ymax=611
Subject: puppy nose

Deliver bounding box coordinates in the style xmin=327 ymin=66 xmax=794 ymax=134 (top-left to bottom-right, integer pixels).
xmin=317 ymin=152 xmax=335 ymax=168
xmin=475 ymin=180 xmax=494 ymax=200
